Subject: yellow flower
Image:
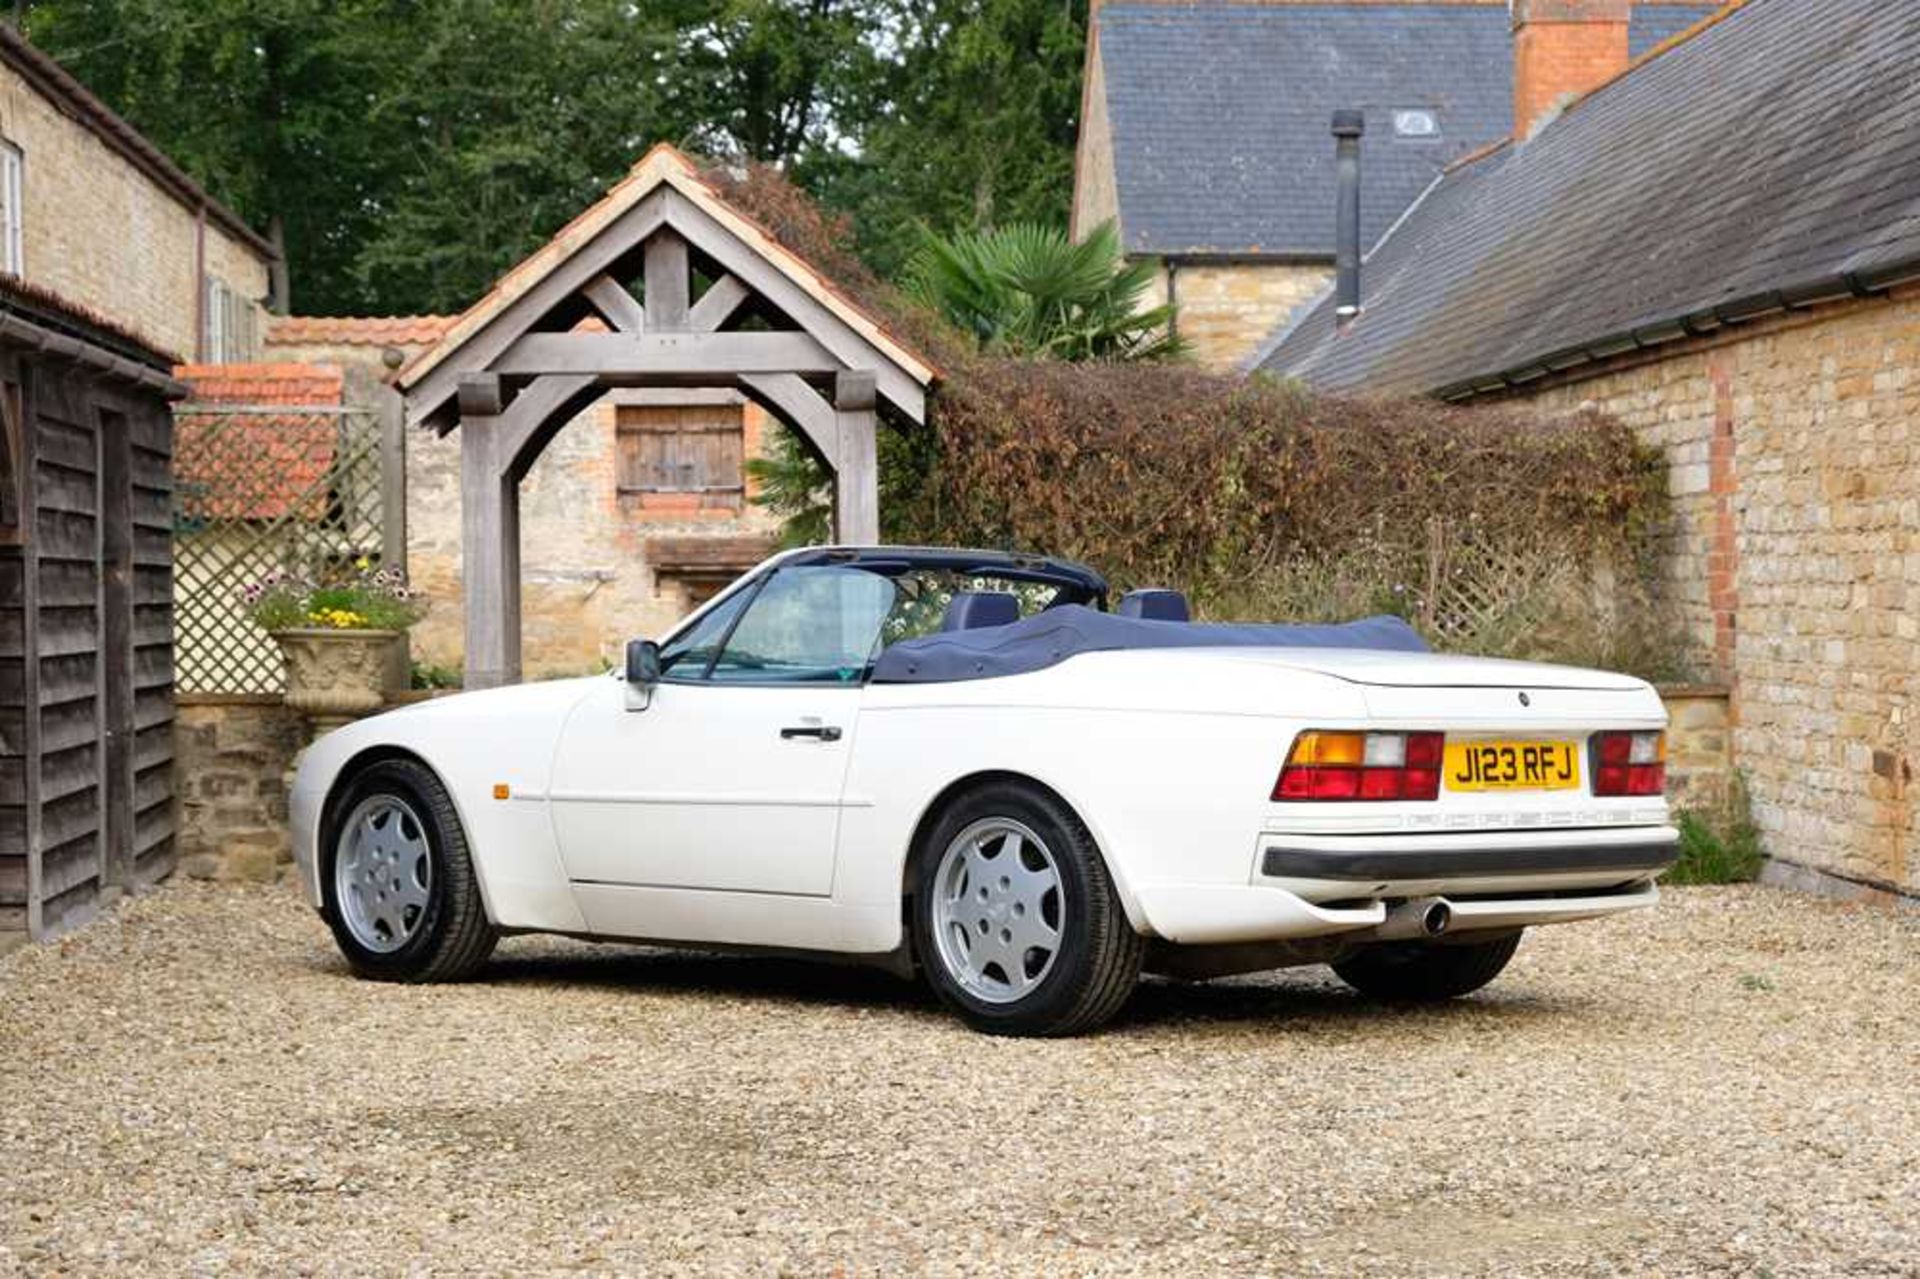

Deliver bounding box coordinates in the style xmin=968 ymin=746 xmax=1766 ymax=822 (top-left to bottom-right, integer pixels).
xmin=355 ymin=556 xmax=372 ymax=572
xmin=308 ymin=608 xmax=367 ymax=629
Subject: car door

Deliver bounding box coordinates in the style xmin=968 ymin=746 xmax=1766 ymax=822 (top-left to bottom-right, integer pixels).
xmin=548 ymin=565 xmax=895 ymax=897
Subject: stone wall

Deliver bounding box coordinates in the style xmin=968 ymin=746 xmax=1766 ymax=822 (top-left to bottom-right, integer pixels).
xmin=172 ymin=697 xmax=305 ymax=882
xmin=1522 ymin=285 xmax=1920 ymax=900
xmin=1662 ymin=685 xmax=1731 ymax=813
xmin=0 ymin=61 xmax=269 ymax=359
xmin=1147 ymin=260 xmax=1333 ymax=372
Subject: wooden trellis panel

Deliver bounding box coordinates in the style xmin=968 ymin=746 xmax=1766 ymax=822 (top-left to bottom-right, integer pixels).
xmin=171 ymin=403 xmax=389 ymax=694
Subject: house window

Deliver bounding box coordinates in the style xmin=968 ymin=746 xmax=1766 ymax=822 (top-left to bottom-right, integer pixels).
xmin=202 ymin=276 xmax=257 ymax=362
xmin=1392 ymin=109 xmax=1441 ymax=140
xmin=616 ymin=404 xmax=746 ymax=513
xmin=0 ymin=140 xmax=23 ymax=275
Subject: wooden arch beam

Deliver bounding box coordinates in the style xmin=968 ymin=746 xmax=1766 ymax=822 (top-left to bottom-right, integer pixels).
xmin=738 ymin=372 xmax=839 ymax=472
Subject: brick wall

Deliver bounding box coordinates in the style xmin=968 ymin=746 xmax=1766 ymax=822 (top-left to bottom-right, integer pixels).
xmin=0 ymin=62 xmax=269 ymax=359
xmin=1511 ymin=0 xmax=1631 ymax=137
xmin=1523 ymin=286 xmax=1920 ymax=899
xmin=1148 ymin=261 xmax=1333 ymax=372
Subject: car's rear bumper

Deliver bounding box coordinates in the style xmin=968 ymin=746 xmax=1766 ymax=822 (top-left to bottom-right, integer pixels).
xmin=1259 ymin=832 xmax=1677 ymax=880
xmin=1131 ymin=825 xmax=1676 ymax=945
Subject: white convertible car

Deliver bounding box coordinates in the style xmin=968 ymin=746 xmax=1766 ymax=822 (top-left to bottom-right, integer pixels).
xmin=290 ymin=546 xmax=1677 ymax=1036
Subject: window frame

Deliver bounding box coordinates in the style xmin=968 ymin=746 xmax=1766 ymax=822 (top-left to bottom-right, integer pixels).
xmin=0 ymin=139 xmax=23 ymax=276
xmin=204 ymin=276 xmax=228 ymax=361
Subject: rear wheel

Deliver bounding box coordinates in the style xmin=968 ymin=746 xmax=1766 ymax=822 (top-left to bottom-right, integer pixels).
xmin=1332 ymin=931 xmax=1522 ymax=1003
xmin=912 ymin=780 xmax=1143 ymax=1036
xmin=321 ymin=758 xmax=498 ymax=982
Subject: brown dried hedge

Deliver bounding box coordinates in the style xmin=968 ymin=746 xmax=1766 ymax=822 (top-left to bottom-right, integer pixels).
xmin=901 ymin=358 xmax=1667 ymax=604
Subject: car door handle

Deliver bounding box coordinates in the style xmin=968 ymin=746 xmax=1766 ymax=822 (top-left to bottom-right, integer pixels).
xmin=779 ymin=724 xmax=843 ymax=742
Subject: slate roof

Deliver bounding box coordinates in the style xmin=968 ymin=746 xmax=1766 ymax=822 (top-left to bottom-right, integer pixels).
xmin=1258 ymin=0 xmax=1920 ymax=396
xmin=1097 ymin=1 xmax=1712 ymax=259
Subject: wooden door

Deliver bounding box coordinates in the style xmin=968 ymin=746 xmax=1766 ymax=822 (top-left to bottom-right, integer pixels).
xmin=29 ymin=376 xmax=106 ymax=935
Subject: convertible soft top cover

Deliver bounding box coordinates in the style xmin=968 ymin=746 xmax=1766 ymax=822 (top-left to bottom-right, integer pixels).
xmin=872 ymin=605 xmax=1427 ymax=684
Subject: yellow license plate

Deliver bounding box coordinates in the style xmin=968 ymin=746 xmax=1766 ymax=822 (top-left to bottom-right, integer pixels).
xmin=1444 ymin=740 xmax=1581 ymax=792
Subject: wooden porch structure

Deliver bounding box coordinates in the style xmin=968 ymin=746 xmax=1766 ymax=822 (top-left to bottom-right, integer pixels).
xmin=398 ymin=146 xmax=935 ymax=689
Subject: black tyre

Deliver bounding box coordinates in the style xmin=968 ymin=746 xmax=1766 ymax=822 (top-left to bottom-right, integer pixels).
xmin=320 ymin=757 xmax=498 ymax=982
xmin=911 ymin=779 xmax=1144 ymax=1036
xmin=1331 ymin=930 xmax=1522 ymax=1003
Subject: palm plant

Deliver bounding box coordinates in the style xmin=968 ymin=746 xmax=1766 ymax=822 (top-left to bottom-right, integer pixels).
xmin=904 ymin=219 xmax=1184 ymax=362
xmin=744 ymin=426 xmax=833 ymax=549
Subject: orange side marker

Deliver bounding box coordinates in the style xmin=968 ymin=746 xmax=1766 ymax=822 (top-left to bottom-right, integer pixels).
xmin=492 ymin=783 xmax=511 ymax=800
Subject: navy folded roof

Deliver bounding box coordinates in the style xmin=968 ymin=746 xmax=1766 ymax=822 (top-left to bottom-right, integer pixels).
xmin=871 ymin=605 xmax=1427 ymax=684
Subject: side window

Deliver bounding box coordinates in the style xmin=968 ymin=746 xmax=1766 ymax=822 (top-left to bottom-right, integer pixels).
xmin=201 ymin=276 xmax=257 ymax=362
xmin=658 ymin=580 xmax=757 ymax=677
xmin=708 ymin=566 xmax=895 ymax=684
xmin=879 ymin=571 xmax=1060 ymax=646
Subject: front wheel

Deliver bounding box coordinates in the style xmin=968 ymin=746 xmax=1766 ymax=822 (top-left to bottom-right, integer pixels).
xmin=320 ymin=757 xmax=498 ymax=982
xmin=912 ymin=781 xmax=1144 ymax=1036
xmin=1331 ymin=931 xmax=1522 ymax=1003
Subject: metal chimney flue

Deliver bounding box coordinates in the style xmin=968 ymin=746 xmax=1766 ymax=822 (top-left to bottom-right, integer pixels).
xmin=1332 ymin=109 xmax=1365 ymax=324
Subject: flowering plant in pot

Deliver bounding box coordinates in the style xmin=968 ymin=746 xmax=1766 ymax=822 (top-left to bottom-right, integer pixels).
xmin=244 ymin=560 xmax=426 ymax=737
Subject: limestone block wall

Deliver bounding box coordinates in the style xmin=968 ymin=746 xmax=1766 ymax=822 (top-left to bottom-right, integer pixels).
xmin=1524 ymin=286 xmax=1920 ymax=899
xmin=1661 ymin=685 xmax=1731 ymax=812
xmin=0 ymin=62 xmax=269 ymax=359
xmin=1148 ymin=261 xmax=1333 ymax=372
xmin=172 ymin=697 xmax=304 ymax=881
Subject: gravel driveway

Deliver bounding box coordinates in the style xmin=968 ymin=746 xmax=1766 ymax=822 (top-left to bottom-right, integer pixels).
xmin=1 ymin=879 xmax=1914 ymax=1275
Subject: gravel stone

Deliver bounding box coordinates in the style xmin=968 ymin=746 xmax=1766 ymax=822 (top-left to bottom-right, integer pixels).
xmin=1 ymin=879 xmax=1914 ymax=1275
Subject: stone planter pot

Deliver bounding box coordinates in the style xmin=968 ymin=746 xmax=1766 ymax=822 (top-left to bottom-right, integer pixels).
xmin=271 ymin=628 xmax=401 ymax=739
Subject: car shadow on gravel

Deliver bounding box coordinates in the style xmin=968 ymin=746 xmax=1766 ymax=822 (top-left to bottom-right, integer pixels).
xmin=477 ymin=944 xmax=947 ymax=1015
xmin=1116 ymin=973 xmax=1586 ymax=1035
xmin=431 ymin=944 xmax=1589 ymax=1036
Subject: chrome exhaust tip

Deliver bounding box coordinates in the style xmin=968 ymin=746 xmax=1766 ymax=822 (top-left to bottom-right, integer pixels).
xmin=1373 ymin=896 xmax=1452 ymax=941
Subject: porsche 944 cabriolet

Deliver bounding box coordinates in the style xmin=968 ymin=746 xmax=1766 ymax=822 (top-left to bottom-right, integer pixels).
xmin=289 ymin=546 xmax=1677 ymax=1035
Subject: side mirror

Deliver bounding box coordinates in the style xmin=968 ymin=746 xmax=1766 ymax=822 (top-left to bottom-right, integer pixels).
xmin=625 ymin=638 xmax=661 ymax=685
xmin=623 ymin=639 xmax=661 ymax=711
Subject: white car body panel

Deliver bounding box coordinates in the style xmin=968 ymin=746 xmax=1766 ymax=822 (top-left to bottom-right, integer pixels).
xmin=291 ymin=606 xmax=1676 ymax=963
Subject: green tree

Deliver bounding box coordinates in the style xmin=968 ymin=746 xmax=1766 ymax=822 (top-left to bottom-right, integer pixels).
xmin=20 ymin=0 xmax=1093 ymax=315
xmin=816 ymin=0 xmax=1089 ymax=275
xmin=904 ymin=219 xmax=1181 ymax=361
xmin=344 ymin=1 xmax=692 ymax=313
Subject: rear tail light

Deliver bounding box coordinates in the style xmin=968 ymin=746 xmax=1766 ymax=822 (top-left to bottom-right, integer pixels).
xmin=1591 ymin=731 xmax=1666 ymax=796
xmin=1274 ymin=731 xmax=1444 ymax=802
